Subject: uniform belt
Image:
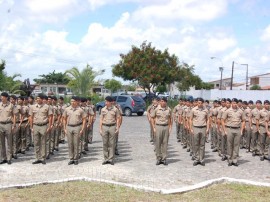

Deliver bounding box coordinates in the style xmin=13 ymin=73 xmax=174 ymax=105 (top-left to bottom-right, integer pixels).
xmin=0 ymin=121 xmax=12 ymax=124
xmin=102 ymin=123 xmax=116 ymax=127
xmin=34 ymin=122 xmax=48 ymax=126
xmin=22 ymin=120 xmax=28 ymax=123
xmin=156 ymin=124 xmax=168 ymax=126
xmin=252 ymin=123 xmax=256 ymax=126
xmin=193 ymin=125 xmax=206 ymax=128
xmin=68 ymin=123 xmax=82 ymax=127
xmin=226 ymin=126 xmax=240 ymax=129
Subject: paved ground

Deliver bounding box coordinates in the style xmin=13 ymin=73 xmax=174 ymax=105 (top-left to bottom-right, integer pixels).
xmin=0 ymin=113 xmax=270 ymax=190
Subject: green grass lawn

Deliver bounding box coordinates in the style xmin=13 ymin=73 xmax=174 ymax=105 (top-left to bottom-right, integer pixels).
xmin=0 ymin=181 xmax=270 ymax=202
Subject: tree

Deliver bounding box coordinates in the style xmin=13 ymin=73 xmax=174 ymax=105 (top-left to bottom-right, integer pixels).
xmin=250 ymin=84 xmax=261 ymax=90
xmin=33 ymin=70 xmax=70 ymax=84
xmin=104 ymin=79 xmax=122 ymax=94
xmin=126 ymin=82 xmax=137 ymax=91
xmin=112 ymin=41 xmax=182 ymax=93
xmin=65 ymin=64 xmax=102 ymax=96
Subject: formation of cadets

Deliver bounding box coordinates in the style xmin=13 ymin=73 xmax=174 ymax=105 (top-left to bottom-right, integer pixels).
xmin=1 ymin=91 xmax=269 ymax=167
xmin=148 ymin=97 xmax=270 ymax=166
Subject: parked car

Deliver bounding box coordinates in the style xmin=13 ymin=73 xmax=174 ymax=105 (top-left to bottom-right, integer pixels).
xmin=96 ymin=95 xmax=146 ymax=116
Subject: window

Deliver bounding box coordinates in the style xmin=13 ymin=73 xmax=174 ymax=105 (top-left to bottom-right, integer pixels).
xmin=117 ymin=96 xmax=127 ymax=103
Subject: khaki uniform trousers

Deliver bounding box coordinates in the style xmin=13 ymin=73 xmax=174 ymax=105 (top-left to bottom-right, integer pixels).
xmin=175 ymin=121 xmax=181 ymax=140
xmin=33 ymin=125 xmax=48 ymax=161
xmin=102 ymin=125 xmax=116 ymax=162
xmin=149 ymin=122 xmax=154 ymax=142
xmin=211 ymin=126 xmax=218 ymax=149
xmin=0 ymin=123 xmax=13 ymax=161
xmin=26 ymin=124 xmax=32 ymax=147
xmin=179 ymin=123 xmax=184 ymax=142
xmin=251 ymin=125 xmax=259 ymax=153
xmin=88 ymin=123 xmax=94 ymax=143
xmin=221 ymin=130 xmax=227 ymax=157
xmin=226 ymin=127 xmax=241 ymax=164
xmin=67 ymin=125 xmax=81 ymax=161
xmin=155 ymin=125 xmax=169 ymax=161
xmin=259 ymin=126 xmax=270 ymax=158
xmin=50 ymin=125 xmax=57 ymax=153
xmin=12 ymin=123 xmax=20 ymax=155
xmin=193 ymin=126 xmax=206 ymax=163
xmin=20 ymin=122 xmax=28 ymax=152
xmin=244 ymin=122 xmax=252 ymax=151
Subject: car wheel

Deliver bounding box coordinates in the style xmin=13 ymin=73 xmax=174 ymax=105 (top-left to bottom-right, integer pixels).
xmin=124 ymin=108 xmax=132 ymax=116
xmin=137 ymin=112 xmax=144 ymax=116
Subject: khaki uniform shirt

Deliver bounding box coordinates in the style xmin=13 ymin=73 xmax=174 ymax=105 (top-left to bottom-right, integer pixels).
xmin=100 ymin=106 xmax=120 ymax=125
xmin=14 ymin=104 xmax=21 ymax=123
xmin=22 ymin=105 xmax=30 ymax=121
xmin=173 ymin=104 xmax=181 ymax=118
xmin=151 ymin=105 xmax=172 ymax=125
xmin=250 ymin=108 xmax=260 ymax=125
xmin=222 ymin=107 xmax=245 ymax=127
xmin=256 ymin=108 xmax=268 ymax=127
xmin=29 ymin=104 xmax=53 ymax=124
xmin=243 ymin=107 xmax=251 ymax=122
xmin=0 ymin=102 xmax=16 ymax=123
xmin=63 ymin=106 xmax=86 ymax=125
xmin=190 ymin=106 xmax=208 ymax=127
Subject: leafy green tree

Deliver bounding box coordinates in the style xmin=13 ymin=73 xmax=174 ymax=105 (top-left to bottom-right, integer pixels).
xmin=104 ymin=79 xmax=122 ymax=94
xmin=34 ymin=70 xmax=70 ymax=84
xmin=112 ymin=41 xmax=182 ymax=93
xmin=156 ymin=84 xmax=167 ymax=93
xmin=250 ymin=84 xmax=261 ymax=90
xmin=126 ymin=82 xmax=137 ymax=91
xmin=65 ymin=64 xmax=102 ymax=96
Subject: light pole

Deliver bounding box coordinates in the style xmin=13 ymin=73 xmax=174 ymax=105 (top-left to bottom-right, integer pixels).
xmin=241 ymin=64 xmax=248 ymax=90
xmin=211 ymin=57 xmax=224 ymax=90
xmin=219 ymin=67 xmax=224 ymax=90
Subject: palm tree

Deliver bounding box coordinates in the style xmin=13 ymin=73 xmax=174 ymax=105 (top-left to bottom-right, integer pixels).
xmin=5 ymin=73 xmax=26 ymax=95
xmin=65 ymin=64 xmax=103 ymax=96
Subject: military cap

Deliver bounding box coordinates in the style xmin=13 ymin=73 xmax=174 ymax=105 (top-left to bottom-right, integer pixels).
xmin=242 ymin=101 xmax=248 ymax=105
xmin=81 ymin=97 xmax=87 ymax=102
xmin=248 ymin=100 xmax=254 ymax=104
xmin=197 ymin=97 xmax=204 ymax=102
xmin=226 ymin=98 xmax=232 ymax=103
xmin=264 ymin=100 xmax=270 ymax=104
xmin=37 ymin=93 xmax=44 ymax=99
xmin=59 ymin=96 xmax=64 ymax=100
xmin=10 ymin=95 xmax=17 ymax=100
xmin=238 ymin=99 xmax=242 ymax=103
xmin=18 ymin=96 xmax=24 ymax=100
xmin=52 ymin=96 xmax=57 ymax=101
xmin=221 ymin=98 xmax=226 ymax=102
xmin=161 ymin=97 xmax=167 ymax=102
xmin=1 ymin=92 xmax=9 ymax=97
xmin=43 ymin=95 xmax=48 ymax=100
xmin=256 ymin=100 xmax=262 ymax=104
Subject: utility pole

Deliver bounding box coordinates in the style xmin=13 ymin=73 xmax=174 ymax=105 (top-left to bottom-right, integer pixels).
xmin=230 ymin=61 xmax=234 ymax=90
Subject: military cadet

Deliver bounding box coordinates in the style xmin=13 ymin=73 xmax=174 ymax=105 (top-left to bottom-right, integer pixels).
xmin=151 ymin=97 xmax=172 ymax=166
xmin=9 ymin=95 xmax=21 ymax=159
xmin=146 ymin=98 xmax=159 ymax=144
xmin=209 ymin=100 xmax=219 ymax=151
xmin=241 ymin=101 xmax=252 ymax=152
xmin=100 ymin=96 xmax=120 ymax=165
xmin=0 ymin=92 xmax=16 ymax=164
xmin=173 ymin=99 xmax=182 ymax=143
xmin=221 ymin=98 xmax=245 ymax=166
xmin=50 ymin=96 xmax=59 ymax=154
xmin=249 ymin=100 xmax=262 ymax=156
xmin=265 ymin=109 xmax=270 ymax=160
xmin=216 ymin=98 xmax=228 ymax=160
xmin=190 ymin=98 xmax=209 ymax=166
xmin=29 ymin=94 xmax=53 ymax=165
xmin=256 ymin=100 xmax=270 ymax=161
xmin=63 ymin=96 xmax=87 ymax=165
xmin=24 ymin=97 xmax=32 ymax=149
xmin=112 ymin=97 xmax=123 ymax=156
xmin=86 ymin=97 xmax=96 ymax=144
xmin=19 ymin=96 xmax=29 ymax=154
xmin=58 ymin=96 xmax=67 ymax=144
xmin=182 ymin=99 xmax=191 ymax=151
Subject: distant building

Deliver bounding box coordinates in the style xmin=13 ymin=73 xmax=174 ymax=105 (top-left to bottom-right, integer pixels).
xmin=208 ymin=78 xmax=232 ymax=90
xmin=250 ymin=73 xmax=270 ymax=90
xmin=33 ymin=83 xmax=73 ymax=96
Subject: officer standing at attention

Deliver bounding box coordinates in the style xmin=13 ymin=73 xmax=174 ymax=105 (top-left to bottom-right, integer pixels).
xmin=0 ymin=92 xmax=16 ymax=164
xmin=112 ymin=97 xmax=123 ymax=156
xmin=173 ymin=99 xmax=182 ymax=142
xmin=221 ymin=98 xmax=245 ymax=166
xmin=29 ymin=94 xmax=53 ymax=165
xmin=151 ymin=97 xmax=172 ymax=166
xmin=190 ymin=98 xmax=209 ymax=166
xmin=147 ymin=98 xmax=159 ymax=144
xmin=100 ymin=96 xmax=120 ymax=165
xmin=63 ymin=96 xmax=87 ymax=165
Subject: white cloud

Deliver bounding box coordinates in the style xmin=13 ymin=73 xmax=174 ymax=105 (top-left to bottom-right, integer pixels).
xmin=207 ymin=37 xmax=237 ymax=53
xmin=261 ymin=25 xmax=270 ymax=41
xmin=25 ymin=0 xmax=75 ymax=12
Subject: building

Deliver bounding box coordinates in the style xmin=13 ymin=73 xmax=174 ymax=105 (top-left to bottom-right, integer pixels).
xmin=250 ymin=73 xmax=270 ymax=90
xmin=208 ymin=78 xmax=232 ymax=90
xmin=33 ymin=83 xmax=73 ymax=96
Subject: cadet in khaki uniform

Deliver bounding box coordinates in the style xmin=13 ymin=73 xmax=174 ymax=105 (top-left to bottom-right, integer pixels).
xmin=9 ymin=95 xmax=21 ymax=159
xmin=0 ymin=92 xmax=16 ymax=164
xmin=58 ymin=96 xmax=67 ymax=144
xmin=222 ymin=98 xmax=245 ymax=166
xmin=190 ymin=98 xmax=209 ymax=166
xmin=256 ymin=100 xmax=270 ymax=161
xmin=19 ymin=96 xmax=29 ymax=154
xmin=243 ymin=101 xmax=253 ymax=152
xmin=209 ymin=100 xmax=219 ymax=150
xmin=100 ymin=96 xmax=120 ymax=165
xmin=147 ymin=98 xmax=159 ymax=143
xmin=249 ymin=100 xmax=262 ymax=156
xmin=151 ymin=97 xmax=172 ymax=166
xmin=112 ymin=97 xmax=123 ymax=156
xmin=29 ymin=94 xmax=53 ymax=164
xmin=63 ymin=96 xmax=86 ymax=165
xmin=173 ymin=99 xmax=182 ymax=142
xmin=86 ymin=97 xmax=96 ymax=144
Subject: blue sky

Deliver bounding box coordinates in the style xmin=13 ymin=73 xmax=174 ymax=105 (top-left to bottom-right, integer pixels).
xmin=0 ymin=0 xmax=270 ymax=86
